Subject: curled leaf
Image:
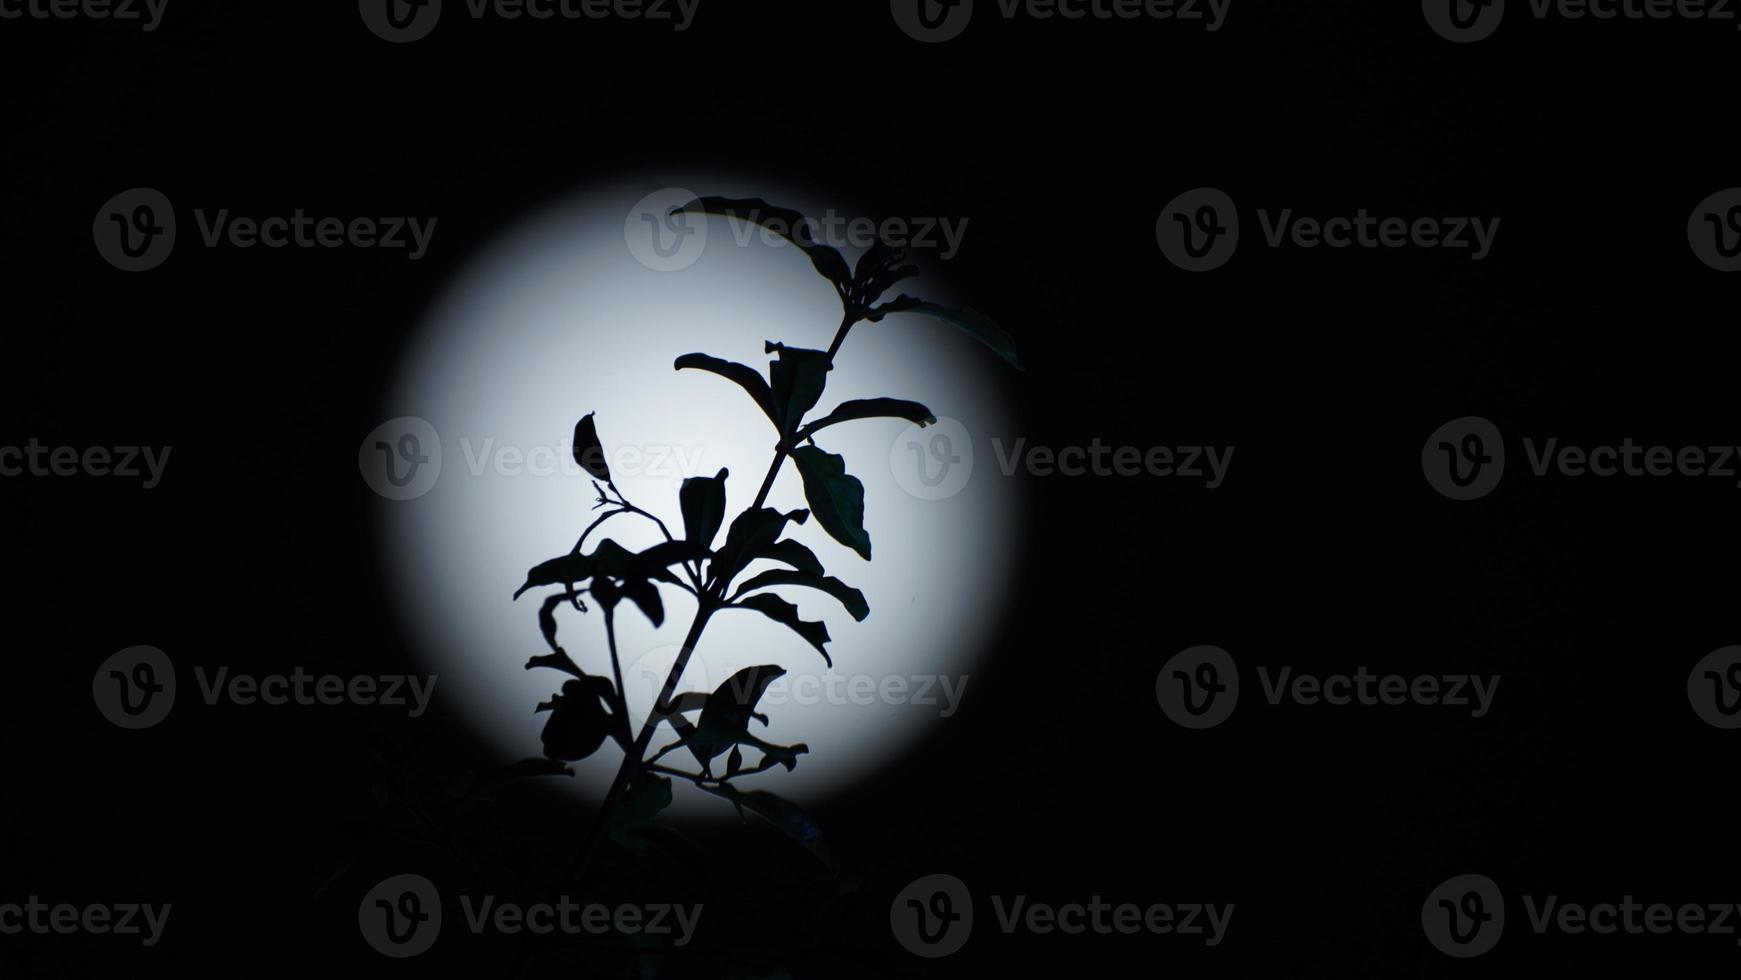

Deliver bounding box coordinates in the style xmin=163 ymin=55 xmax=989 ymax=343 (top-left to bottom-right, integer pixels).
xmin=866 ymin=297 xmax=1022 ymax=370
xmin=756 ymin=538 xmax=825 ymax=576
xmin=732 ymin=570 xmax=869 ymax=621
xmin=801 ymin=398 xmax=936 ymax=439
xmin=572 ymin=412 xmax=612 ymax=481
xmin=790 ymin=445 xmax=871 ymax=561
xmin=676 ymin=196 xmax=853 ymax=287
xmin=674 ymin=353 xmax=780 ymax=429
xmin=712 ymin=506 xmax=810 ymax=588
xmin=732 ymin=594 xmax=833 ymax=667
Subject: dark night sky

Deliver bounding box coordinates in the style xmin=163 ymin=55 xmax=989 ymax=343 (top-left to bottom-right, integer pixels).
xmin=2 ymin=1 xmax=1737 ymax=975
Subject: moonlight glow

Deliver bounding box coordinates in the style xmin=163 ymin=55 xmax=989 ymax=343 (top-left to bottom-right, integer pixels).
xmin=376 ymin=178 xmax=1022 ymax=816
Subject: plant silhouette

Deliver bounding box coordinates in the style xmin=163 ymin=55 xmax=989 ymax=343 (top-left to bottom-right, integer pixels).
xmin=509 ymin=196 xmax=1020 ymax=879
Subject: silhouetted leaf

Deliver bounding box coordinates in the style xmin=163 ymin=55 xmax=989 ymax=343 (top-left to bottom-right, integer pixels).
xmin=539 ymin=677 xmax=617 ymax=761
xmin=727 ymin=746 xmax=743 ymax=777
xmin=654 ymin=666 xmax=809 ymax=774
xmin=733 ymin=570 xmax=869 ymax=621
xmin=764 ymin=341 xmax=833 ymax=435
xmin=674 ymin=353 xmax=779 ymax=428
xmin=634 ymin=539 xmax=711 ymax=586
xmin=617 ymin=577 xmax=665 ymax=627
xmin=756 ymin=539 xmax=824 ymax=576
xmin=732 ymin=594 xmax=833 ymax=667
xmin=712 ymin=506 xmax=809 ymax=587
xmin=515 ymin=539 xmax=707 ymax=598
xmin=867 ymin=297 xmax=1022 ymax=369
xmin=572 ymin=412 xmax=611 ymax=481
xmin=802 ymin=398 xmax=935 ymax=438
xmin=594 ymin=575 xmax=665 ymax=627
xmin=609 ymin=772 xmax=673 ymax=844
xmin=537 ymin=592 xmax=582 ymax=651
xmin=526 ymin=647 xmax=585 ymax=678
xmin=852 ymin=242 xmax=920 ymax=307
xmin=677 ymin=196 xmax=853 ymax=287
xmin=467 ymin=758 xmax=573 ymax=799
xmin=701 ymin=783 xmax=835 ymax=869
xmin=679 ymin=467 xmax=730 ymax=550
xmin=789 ymin=445 xmax=871 ymax=561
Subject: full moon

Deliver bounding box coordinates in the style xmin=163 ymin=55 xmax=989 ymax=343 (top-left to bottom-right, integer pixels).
xmin=374 ymin=178 xmax=1022 ymax=817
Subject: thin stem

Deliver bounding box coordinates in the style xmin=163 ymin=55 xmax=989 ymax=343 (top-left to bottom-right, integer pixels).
xmin=601 ymin=606 xmax=632 ymax=747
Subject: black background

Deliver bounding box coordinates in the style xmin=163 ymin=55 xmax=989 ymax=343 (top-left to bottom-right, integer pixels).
xmin=2 ymin=0 xmax=1737 ymax=975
